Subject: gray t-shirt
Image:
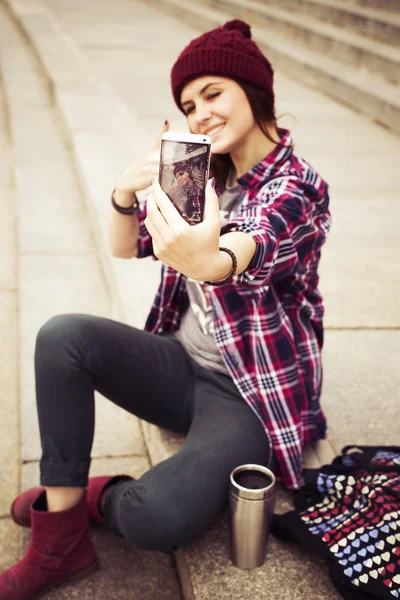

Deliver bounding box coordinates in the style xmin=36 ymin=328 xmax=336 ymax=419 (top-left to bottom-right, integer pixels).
xmin=175 ymin=175 xmax=241 ymax=375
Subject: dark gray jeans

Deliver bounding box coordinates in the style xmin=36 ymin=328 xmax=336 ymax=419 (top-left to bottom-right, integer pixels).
xmin=35 ymin=314 xmax=271 ymax=553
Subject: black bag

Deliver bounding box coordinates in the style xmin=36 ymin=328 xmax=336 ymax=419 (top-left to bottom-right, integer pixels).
xmin=272 ymin=446 xmax=400 ymax=600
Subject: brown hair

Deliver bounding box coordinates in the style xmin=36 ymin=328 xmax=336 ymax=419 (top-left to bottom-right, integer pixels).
xmin=209 ymin=82 xmax=280 ymax=190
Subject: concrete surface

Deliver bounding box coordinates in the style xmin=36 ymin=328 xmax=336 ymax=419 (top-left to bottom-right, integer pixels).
xmin=0 ymin=519 xmax=20 ymax=574
xmin=0 ymin=291 xmax=19 ymax=517
xmin=19 ymin=458 xmax=183 ymax=600
xmin=0 ymin=0 xmax=399 ymax=598
xmin=37 ymin=0 xmax=400 ymax=329
xmin=0 ymin=5 xmax=183 ymax=597
xmin=323 ymin=330 xmax=400 ymax=449
xmin=146 ymin=0 xmax=400 ymax=133
xmin=0 ymin=69 xmax=20 ymax=581
xmin=0 ymin=190 xmax=16 ymax=290
xmin=181 ymin=512 xmax=343 ymax=600
xmin=246 ymin=0 xmax=400 ymax=46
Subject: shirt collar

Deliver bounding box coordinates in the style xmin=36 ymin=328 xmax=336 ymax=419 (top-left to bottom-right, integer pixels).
xmin=236 ymin=128 xmax=293 ymax=189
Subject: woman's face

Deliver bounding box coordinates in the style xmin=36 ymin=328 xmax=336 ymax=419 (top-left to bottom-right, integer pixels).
xmin=180 ymin=76 xmax=257 ymax=155
xmin=175 ymin=170 xmax=191 ymax=186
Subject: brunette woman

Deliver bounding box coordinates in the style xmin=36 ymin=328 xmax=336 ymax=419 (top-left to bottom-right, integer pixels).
xmin=0 ymin=19 xmax=331 ymax=599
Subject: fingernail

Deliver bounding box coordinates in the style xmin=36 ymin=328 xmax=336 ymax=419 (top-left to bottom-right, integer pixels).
xmin=151 ymin=177 xmax=156 ymax=185
xmin=211 ymin=177 xmax=215 ymax=189
xmin=164 ymin=120 xmax=169 ymax=125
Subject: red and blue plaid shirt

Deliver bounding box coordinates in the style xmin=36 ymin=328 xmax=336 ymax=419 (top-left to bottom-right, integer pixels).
xmin=136 ymin=129 xmax=331 ymax=490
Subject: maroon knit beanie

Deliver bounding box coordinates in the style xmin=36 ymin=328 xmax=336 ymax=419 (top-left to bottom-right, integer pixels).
xmin=171 ymin=19 xmax=274 ymax=112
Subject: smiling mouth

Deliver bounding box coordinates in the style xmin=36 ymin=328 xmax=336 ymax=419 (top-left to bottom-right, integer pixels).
xmin=207 ymin=123 xmax=226 ymax=137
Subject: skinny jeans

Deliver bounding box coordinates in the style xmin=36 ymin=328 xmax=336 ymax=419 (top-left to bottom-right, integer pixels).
xmin=35 ymin=314 xmax=271 ymax=553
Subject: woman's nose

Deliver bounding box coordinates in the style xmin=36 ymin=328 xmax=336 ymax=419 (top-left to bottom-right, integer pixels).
xmin=193 ymin=105 xmax=212 ymax=127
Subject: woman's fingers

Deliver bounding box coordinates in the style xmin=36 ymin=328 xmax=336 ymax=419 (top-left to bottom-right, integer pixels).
xmin=147 ymin=149 xmax=161 ymax=163
xmin=151 ymin=180 xmax=185 ymax=230
xmin=203 ymin=178 xmax=221 ymax=224
xmin=145 ymin=192 xmax=170 ymax=233
xmin=149 ymin=120 xmax=169 ymax=152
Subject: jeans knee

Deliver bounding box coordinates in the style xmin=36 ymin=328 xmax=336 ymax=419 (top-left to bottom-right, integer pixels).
xmin=117 ymin=487 xmax=187 ymax=553
xmin=35 ymin=314 xmax=89 ymax=365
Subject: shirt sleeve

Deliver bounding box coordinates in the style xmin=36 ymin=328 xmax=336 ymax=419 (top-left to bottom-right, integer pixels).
xmin=220 ymin=176 xmax=331 ymax=289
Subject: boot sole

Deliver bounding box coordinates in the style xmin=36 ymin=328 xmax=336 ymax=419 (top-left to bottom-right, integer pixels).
xmin=33 ymin=559 xmax=99 ymax=599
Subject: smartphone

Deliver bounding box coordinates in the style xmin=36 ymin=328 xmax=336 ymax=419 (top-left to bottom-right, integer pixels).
xmin=159 ymin=132 xmax=212 ymax=226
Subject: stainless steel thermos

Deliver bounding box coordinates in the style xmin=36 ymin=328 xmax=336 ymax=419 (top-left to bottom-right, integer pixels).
xmin=228 ymin=464 xmax=276 ymax=569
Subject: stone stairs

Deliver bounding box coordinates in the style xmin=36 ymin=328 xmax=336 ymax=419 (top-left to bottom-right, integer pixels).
xmin=0 ymin=3 xmax=182 ymax=598
xmin=350 ymin=0 xmax=399 ymax=11
xmin=0 ymin=37 xmax=19 ymax=578
xmin=0 ymin=0 xmax=399 ymax=598
xmin=150 ymin=0 xmax=400 ymax=135
xmin=230 ymin=0 xmax=400 ymax=44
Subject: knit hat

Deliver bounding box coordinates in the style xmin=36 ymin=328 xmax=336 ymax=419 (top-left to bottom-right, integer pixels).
xmin=171 ymin=19 xmax=274 ymax=111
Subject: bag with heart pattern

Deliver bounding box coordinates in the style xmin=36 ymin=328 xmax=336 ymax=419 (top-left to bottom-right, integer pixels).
xmin=272 ymin=446 xmax=400 ymax=599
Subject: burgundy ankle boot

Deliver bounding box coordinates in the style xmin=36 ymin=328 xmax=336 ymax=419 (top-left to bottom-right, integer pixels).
xmin=11 ymin=475 xmax=132 ymax=528
xmin=0 ymin=491 xmax=97 ymax=600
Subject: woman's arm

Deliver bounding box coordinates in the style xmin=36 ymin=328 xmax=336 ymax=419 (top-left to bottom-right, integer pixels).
xmin=219 ymin=176 xmax=331 ymax=288
xmin=108 ymin=189 xmax=140 ymax=258
xmin=204 ymin=231 xmax=257 ymax=282
xmin=108 ymin=121 xmax=169 ymax=259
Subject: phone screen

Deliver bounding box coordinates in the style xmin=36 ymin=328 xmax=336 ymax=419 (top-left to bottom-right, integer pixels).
xmin=159 ymin=139 xmax=211 ymax=226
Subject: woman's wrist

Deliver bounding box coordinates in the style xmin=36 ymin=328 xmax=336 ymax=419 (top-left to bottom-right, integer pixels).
xmin=204 ymin=248 xmax=237 ymax=285
xmin=113 ymin=187 xmax=137 ymax=209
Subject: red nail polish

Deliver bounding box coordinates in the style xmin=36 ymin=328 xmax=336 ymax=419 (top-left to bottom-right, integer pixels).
xmin=164 ymin=120 xmax=169 ymax=125
xmin=211 ymin=177 xmax=215 ymax=189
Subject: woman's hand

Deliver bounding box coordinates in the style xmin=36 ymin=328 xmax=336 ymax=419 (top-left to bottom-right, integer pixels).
xmin=144 ymin=179 xmax=224 ymax=281
xmin=115 ymin=121 xmax=169 ymax=201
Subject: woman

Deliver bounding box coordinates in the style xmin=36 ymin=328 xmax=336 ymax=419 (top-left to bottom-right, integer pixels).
xmin=168 ymin=162 xmax=203 ymax=222
xmin=0 ymin=19 xmax=331 ymax=599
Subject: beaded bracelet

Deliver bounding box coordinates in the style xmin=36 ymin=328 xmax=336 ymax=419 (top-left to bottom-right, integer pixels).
xmin=204 ymin=247 xmax=237 ymax=286
xmin=111 ymin=189 xmax=139 ymax=215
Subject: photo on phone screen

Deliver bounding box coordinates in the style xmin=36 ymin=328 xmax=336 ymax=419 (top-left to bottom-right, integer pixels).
xmin=159 ymin=137 xmax=211 ymax=226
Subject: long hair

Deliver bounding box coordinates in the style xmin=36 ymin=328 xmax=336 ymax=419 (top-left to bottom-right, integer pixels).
xmin=209 ymin=82 xmax=281 ymax=190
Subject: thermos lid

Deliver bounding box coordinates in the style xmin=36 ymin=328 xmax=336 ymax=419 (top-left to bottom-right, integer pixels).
xmin=230 ymin=464 xmax=275 ymax=500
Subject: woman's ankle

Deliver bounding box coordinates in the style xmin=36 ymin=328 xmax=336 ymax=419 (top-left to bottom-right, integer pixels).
xmin=45 ymin=487 xmax=85 ymax=512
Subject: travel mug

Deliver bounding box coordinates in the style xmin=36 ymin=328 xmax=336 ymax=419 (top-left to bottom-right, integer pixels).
xmin=228 ymin=464 xmax=276 ymax=569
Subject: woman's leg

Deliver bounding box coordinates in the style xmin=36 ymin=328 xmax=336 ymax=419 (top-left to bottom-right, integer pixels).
xmin=0 ymin=319 xmax=197 ymax=597
xmin=104 ymin=363 xmax=272 ymax=553
xmin=34 ymin=314 xmax=196 ymax=497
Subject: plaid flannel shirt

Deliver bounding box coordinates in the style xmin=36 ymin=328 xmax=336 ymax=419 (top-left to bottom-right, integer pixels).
xmin=136 ymin=129 xmax=331 ymax=490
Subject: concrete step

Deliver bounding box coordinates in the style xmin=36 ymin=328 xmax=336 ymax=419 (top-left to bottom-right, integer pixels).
xmin=20 ymin=459 xmax=182 ymax=600
xmin=143 ymin=422 xmax=342 ymax=600
xmin=4 ymin=0 xmax=400 ymax=598
xmin=0 ymin=5 xmax=182 ymax=598
xmin=4 ymin=0 xmax=162 ymax=329
xmin=0 ymin=79 xmax=21 ymax=573
xmin=202 ymin=0 xmax=400 ymax=84
xmin=149 ymin=0 xmax=400 ymax=134
xmin=143 ymin=329 xmax=400 ymax=600
xmin=350 ymin=0 xmax=400 ymax=11
xmin=0 ymin=1 xmax=343 ymax=598
xmin=221 ymin=0 xmax=400 ymax=45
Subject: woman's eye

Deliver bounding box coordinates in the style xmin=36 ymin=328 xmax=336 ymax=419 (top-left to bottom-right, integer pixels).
xmin=184 ymin=92 xmax=220 ymax=115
